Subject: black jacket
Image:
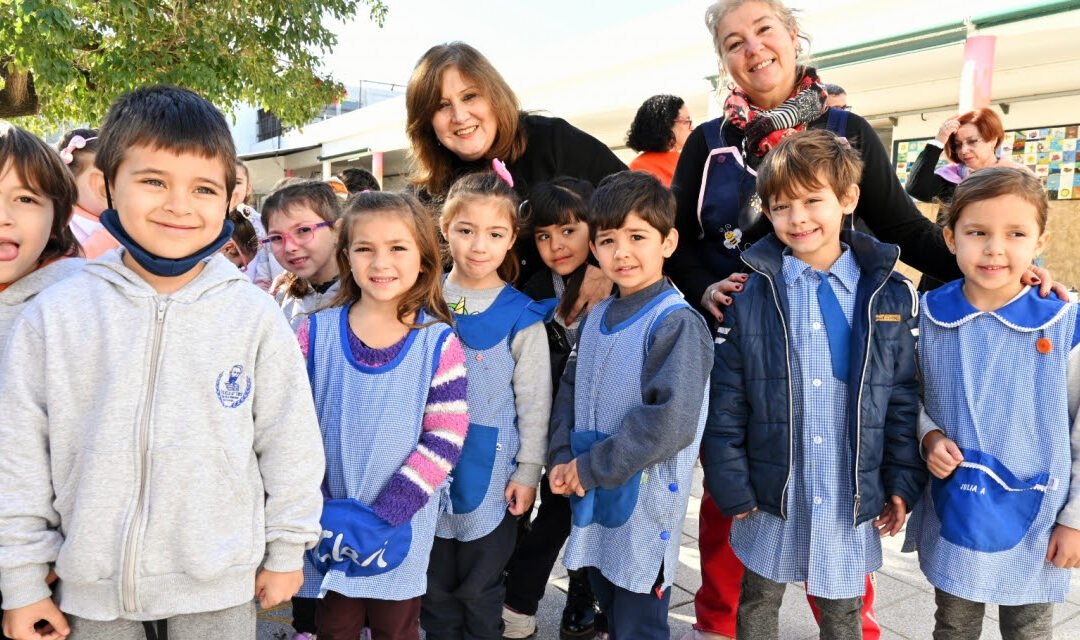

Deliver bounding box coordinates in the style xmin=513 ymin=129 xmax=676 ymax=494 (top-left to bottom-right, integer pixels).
xmin=904 ymin=142 xmax=957 ymax=205
xmin=668 ymin=110 xmax=961 ymax=315
xmin=420 ymin=114 xmax=627 ymax=285
xmin=703 ymin=231 xmax=926 ymax=526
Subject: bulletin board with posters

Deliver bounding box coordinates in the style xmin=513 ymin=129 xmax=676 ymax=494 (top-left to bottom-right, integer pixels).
xmin=893 ymin=124 xmax=1080 ymax=200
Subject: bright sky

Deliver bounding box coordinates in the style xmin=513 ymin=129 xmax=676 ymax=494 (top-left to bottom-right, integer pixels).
xmin=322 ymin=0 xmax=1055 ymax=88
xmin=323 ymin=0 xmax=689 ymax=88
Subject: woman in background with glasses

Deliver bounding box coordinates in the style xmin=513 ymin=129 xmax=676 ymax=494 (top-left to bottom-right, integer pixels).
xmin=906 ymin=108 xmax=1020 ymax=206
xmin=626 ymin=94 xmax=693 ymax=186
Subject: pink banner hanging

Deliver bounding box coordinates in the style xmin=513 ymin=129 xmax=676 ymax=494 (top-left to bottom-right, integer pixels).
xmin=958 ymin=35 xmax=996 ymax=114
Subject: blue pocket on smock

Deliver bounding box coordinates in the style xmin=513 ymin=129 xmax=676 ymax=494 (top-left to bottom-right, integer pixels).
xmin=568 ymin=431 xmax=641 ymax=529
xmin=931 ymin=448 xmax=1049 ymax=553
xmin=307 ymin=499 xmax=412 ymax=577
xmin=449 ymin=424 xmax=498 ymax=514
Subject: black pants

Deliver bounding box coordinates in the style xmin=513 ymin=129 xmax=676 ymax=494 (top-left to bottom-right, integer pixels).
xmin=504 ymin=473 xmax=572 ymax=615
xmin=422 ymin=512 xmax=519 ymax=640
xmin=291 ymin=596 xmax=318 ymax=634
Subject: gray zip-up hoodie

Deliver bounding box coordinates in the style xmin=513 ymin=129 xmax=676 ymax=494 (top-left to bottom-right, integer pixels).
xmin=0 ymin=252 xmax=325 ymax=621
xmin=0 ymin=257 xmax=85 ymax=364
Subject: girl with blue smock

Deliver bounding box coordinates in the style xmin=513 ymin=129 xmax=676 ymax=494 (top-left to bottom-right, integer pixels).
xmin=421 ymin=170 xmax=551 ymax=640
xmin=904 ymin=167 xmax=1080 ymax=639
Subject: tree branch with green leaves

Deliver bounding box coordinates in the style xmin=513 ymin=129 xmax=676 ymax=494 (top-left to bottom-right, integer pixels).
xmin=0 ymin=0 xmax=388 ymax=131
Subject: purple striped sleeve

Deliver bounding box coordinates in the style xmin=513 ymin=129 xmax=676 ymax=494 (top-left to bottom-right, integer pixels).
xmin=372 ymin=333 xmax=469 ymax=526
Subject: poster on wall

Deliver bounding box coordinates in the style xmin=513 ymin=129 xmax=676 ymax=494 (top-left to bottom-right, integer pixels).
xmin=894 ymin=123 xmax=1080 ymax=200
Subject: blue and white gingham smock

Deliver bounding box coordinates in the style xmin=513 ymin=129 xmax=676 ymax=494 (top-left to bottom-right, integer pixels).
xmin=562 ymin=289 xmax=709 ymax=594
xmin=437 ymin=284 xmax=544 ymax=542
xmin=299 ymin=306 xmax=454 ymax=600
xmin=903 ymin=282 xmax=1079 ymax=605
xmin=730 ymin=248 xmax=881 ymax=600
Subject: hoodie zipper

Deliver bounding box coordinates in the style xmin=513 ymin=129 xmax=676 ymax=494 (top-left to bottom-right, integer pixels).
xmin=744 ymin=262 xmax=795 ymax=519
xmin=121 ymin=298 xmax=169 ymax=614
xmin=851 ymin=251 xmax=900 ymax=526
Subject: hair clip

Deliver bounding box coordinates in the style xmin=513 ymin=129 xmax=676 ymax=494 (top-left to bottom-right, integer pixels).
xmin=518 ymin=199 xmax=530 ymax=219
xmin=492 ymin=158 xmax=514 ymax=188
xmin=60 ymin=135 xmax=97 ymax=165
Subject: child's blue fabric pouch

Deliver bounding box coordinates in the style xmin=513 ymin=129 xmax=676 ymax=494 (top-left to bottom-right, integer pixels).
xmin=568 ymin=430 xmax=641 ymax=528
xmin=931 ymin=448 xmax=1049 ymax=553
xmin=308 ymin=499 xmax=412 ymax=577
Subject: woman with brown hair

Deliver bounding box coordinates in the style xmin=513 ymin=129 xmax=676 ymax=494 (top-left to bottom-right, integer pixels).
xmin=406 ymin=42 xmax=625 ymax=307
xmin=405 ymin=41 xmax=627 ymax=640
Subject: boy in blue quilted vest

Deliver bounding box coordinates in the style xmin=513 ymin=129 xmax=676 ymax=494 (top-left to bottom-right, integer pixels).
xmin=548 ymin=170 xmax=712 ymax=639
xmin=703 ymin=129 xmax=925 ymax=639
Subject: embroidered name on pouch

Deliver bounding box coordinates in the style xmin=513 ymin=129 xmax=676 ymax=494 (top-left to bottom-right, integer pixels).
xmin=875 ymin=314 xmax=901 ymax=322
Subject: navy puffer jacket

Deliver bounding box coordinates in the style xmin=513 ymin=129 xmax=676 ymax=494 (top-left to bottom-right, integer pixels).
xmin=703 ymin=230 xmax=926 ymax=526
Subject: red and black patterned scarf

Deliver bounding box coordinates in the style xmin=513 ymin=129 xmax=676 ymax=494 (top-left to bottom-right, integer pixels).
xmin=723 ymin=67 xmax=829 ymax=157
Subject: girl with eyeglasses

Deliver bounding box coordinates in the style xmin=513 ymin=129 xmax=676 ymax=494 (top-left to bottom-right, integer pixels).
xmin=260 ymin=180 xmax=343 ymax=330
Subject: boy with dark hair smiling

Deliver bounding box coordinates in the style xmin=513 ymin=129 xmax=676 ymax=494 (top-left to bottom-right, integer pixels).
xmin=547 ymin=170 xmax=711 ymax=639
xmin=703 ymin=129 xmax=925 ymax=639
xmin=0 ymin=85 xmax=324 ymax=640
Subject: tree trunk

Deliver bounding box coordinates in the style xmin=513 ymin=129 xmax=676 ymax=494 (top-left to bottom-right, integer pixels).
xmin=0 ymin=62 xmax=39 ymax=118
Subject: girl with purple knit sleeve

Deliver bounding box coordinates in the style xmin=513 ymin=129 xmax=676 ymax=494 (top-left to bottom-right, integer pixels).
xmin=294 ymin=191 xmax=468 ymax=640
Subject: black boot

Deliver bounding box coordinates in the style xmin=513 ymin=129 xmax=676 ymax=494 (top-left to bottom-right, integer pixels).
xmin=560 ymin=569 xmax=599 ymax=639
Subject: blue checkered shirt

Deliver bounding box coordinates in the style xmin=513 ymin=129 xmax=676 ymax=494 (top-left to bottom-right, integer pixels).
xmin=730 ymin=246 xmax=882 ymax=599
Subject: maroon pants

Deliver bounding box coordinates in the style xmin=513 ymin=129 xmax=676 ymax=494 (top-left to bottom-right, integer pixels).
xmin=316 ymin=590 xmax=421 ymax=640
xmin=694 ymin=488 xmax=880 ymax=639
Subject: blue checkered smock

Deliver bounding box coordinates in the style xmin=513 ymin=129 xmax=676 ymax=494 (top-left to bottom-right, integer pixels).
xmin=299 ymin=306 xmax=455 ymax=600
xmin=730 ymin=249 xmax=881 ymax=599
xmin=904 ymin=282 xmax=1079 ymax=605
xmin=561 ymin=289 xmax=709 ymax=594
xmin=437 ymin=285 xmax=542 ymax=542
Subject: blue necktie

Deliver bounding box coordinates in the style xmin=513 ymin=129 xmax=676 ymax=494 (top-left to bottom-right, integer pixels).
xmin=815 ymin=271 xmax=850 ymax=382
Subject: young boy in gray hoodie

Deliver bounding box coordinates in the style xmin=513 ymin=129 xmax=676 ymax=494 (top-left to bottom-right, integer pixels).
xmin=0 ymin=86 xmax=325 ymax=640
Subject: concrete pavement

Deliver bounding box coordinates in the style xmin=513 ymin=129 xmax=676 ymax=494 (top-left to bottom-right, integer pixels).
xmin=258 ymin=465 xmax=1080 ymax=639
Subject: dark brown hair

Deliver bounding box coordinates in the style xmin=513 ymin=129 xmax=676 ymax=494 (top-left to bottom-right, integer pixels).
xmin=589 ymin=170 xmax=675 ymax=240
xmin=340 ymin=167 xmax=381 ymax=193
xmin=261 ymin=180 xmax=343 ymax=298
xmin=406 ymin=42 xmax=527 ymax=197
xmin=943 ymin=166 xmax=1048 ymax=232
xmin=227 ymin=209 xmax=259 ymax=261
xmin=95 ymin=85 xmax=237 ymax=201
xmin=440 ymin=171 xmax=521 ymax=284
xmin=521 ymin=177 xmax=595 ymax=320
xmin=944 ymin=108 xmax=1006 ymax=164
xmin=329 ymin=191 xmax=453 ymax=328
xmin=756 ymin=129 xmax=863 ymax=206
xmin=0 ymin=122 xmax=81 ymax=266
